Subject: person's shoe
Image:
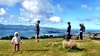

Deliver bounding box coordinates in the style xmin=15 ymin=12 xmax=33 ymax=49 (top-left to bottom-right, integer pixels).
xmin=14 ymin=50 xmax=16 ymax=52
xmin=36 ymin=40 xmax=39 ymax=42
xmin=18 ymin=50 xmax=20 ymax=51
xmin=38 ymin=40 xmax=39 ymax=42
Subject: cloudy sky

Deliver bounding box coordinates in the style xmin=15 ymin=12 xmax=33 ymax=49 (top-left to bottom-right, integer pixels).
xmin=0 ymin=0 xmax=100 ymax=29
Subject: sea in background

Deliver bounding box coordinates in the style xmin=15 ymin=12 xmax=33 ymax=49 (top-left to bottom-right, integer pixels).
xmin=0 ymin=29 xmax=100 ymax=38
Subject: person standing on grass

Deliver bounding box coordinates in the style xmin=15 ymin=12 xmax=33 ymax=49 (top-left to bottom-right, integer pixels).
xmin=66 ymin=22 xmax=71 ymax=41
xmin=11 ymin=32 xmax=22 ymax=52
xmin=81 ymin=23 xmax=85 ymax=36
xmin=35 ymin=20 xmax=40 ymax=42
xmin=81 ymin=24 xmax=85 ymax=32
xmin=79 ymin=24 xmax=85 ymax=40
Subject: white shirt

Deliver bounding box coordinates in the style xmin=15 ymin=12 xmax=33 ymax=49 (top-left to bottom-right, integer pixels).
xmin=11 ymin=37 xmax=22 ymax=44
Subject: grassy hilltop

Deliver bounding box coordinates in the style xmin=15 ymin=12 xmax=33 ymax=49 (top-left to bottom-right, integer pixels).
xmin=0 ymin=37 xmax=100 ymax=56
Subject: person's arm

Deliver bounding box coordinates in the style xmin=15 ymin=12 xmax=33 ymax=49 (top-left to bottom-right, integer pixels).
xmin=11 ymin=37 xmax=14 ymax=44
xmin=80 ymin=27 xmax=83 ymax=32
xmin=67 ymin=26 xmax=69 ymax=32
xmin=83 ymin=26 xmax=85 ymax=32
xmin=67 ymin=27 xmax=69 ymax=35
xmin=39 ymin=26 xmax=40 ymax=31
xmin=36 ymin=24 xmax=38 ymax=28
xmin=67 ymin=26 xmax=71 ymax=34
xmin=19 ymin=37 xmax=22 ymax=43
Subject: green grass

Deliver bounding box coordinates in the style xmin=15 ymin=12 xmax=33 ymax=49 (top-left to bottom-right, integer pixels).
xmin=0 ymin=38 xmax=100 ymax=56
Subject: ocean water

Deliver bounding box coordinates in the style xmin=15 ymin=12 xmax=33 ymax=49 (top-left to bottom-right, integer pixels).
xmin=0 ymin=30 xmax=35 ymax=38
xmin=0 ymin=29 xmax=100 ymax=38
xmin=0 ymin=29 xmax=64 ymax=38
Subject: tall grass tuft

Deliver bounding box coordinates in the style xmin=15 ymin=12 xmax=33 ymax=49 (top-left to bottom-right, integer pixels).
xmin=62 ymin=39 xmax=77 ymax=49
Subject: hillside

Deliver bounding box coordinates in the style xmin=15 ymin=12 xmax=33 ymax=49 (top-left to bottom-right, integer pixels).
xmin=0 ymin=38 xmax=100 ymax=56
xmin=0 ymin=24 xmax=66 ymax=34
xmin=0 ymin=24 xmax=67 ymax=37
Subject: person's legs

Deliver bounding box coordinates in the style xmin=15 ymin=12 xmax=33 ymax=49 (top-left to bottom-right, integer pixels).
xmin=66 ymin=33 xmax=70 ymax=41
xmin=81 ymin=32 xmax=83 ymax=40
xmin=35 ymin=35 xmax=38 ymax=42
xmin=35 ymin=31 xmax=39 ymax=42
xmin=14 ymin=44 xmax=16 ymax=52
xmin=35 ymin=35 xmax=37 ymax=40
xmin=17 ymin=44 xmax=20 ymax=51
xmin=80 ymin=32 xmax=83 ymax=40
xmin=69 ymin=33 xmax=71 ymax=39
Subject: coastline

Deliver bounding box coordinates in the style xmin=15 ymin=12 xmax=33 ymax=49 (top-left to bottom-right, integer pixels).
xmin=0 ymin=29 xmax=100 ymax=38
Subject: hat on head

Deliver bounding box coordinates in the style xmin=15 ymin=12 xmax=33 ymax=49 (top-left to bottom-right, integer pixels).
xmin=14 ymin=32 xmax=18 ymax=35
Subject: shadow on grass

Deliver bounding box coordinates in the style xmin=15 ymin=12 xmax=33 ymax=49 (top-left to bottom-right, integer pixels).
xmin=59 ymin=46 xmax=86 ymax=52
xmin=23 ymin=49 xmax=49 ymax=52
xmin=68 ymin=47 xmax=86 ymax=52
xmin=76 ymin=40 xmax=92 ymax=42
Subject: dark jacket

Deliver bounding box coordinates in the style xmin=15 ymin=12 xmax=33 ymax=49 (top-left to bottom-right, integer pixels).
xmin=83 ymin=26 xmax=85 ymax=32
xmin=80 ymin=26 xmax=85 ymax=32
xmin=67 ymin=25 xmax=71 ymax=34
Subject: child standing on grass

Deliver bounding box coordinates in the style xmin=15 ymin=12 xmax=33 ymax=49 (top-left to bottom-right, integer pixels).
xmin=11 ymin=32 xmax=22 ymax=52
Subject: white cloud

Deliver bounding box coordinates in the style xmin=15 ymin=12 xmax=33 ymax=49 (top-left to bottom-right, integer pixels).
xmin=0 ymin=0 xmax=63 ymax=24
xmin=81 ymin=4 xmax=92 ymax=11
xmin=0 ymin=8 xmax=15 ymax=24
xmin=0 ymin=14 xmax=15 ymax=24
xmin=0 ymin=17 xmax=4 ymax=22
xmin=56 ymin=4 xmax=64 ymax=12
xmin=0 ymin=8 xmax=6 ymax=15
xmin=18 ymin=17 xmax=29 ymax=22
xmin=0 ymin=0 xmax=22 ymax=6
xmin=49 ymin=16 xmax=62 ymax=23
xmin=0 ymin=17 xmax=12 ymax=24
xmin=81 ymin=5 xmax=87 ymax=8
xmin=18 ymin=0 xmax=62 ymax=24
xmin=10 ymin=15 xmax=14 ymax=18
xmin=22 ymin=0 xmax=55 ymax=14
xmin=96 ymin=7 xmax=100 ymax=10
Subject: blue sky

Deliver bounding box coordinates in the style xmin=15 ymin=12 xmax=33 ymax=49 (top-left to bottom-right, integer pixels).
xmin=0 ymin=0 xmax=100 ymax=29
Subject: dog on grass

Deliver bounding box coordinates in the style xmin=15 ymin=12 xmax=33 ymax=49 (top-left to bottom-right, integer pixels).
xmin=62 ymin=39 xmax=77 ymax=49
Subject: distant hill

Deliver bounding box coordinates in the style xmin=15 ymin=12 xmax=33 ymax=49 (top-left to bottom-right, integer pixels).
xmin=0 ymin=24 xmax=66 ymax=34
xmin=0 ymin=24 xmax=84 ymax=38
xmin=0 ymin=24 xmax=35 ymax=30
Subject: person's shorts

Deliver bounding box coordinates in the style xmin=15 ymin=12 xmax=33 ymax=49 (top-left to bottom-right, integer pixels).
xmin=36 ymin=31 xmax=39 ymax=35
